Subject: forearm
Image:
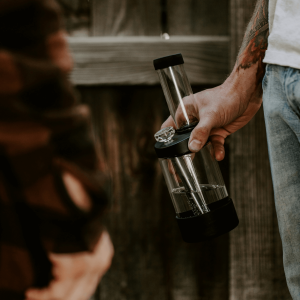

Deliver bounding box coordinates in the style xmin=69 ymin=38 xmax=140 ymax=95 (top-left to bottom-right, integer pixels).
xmin=175 ymin=0 xmax=270 ymax=157
xmin=226 ymin=0 xmax=269 ymax=101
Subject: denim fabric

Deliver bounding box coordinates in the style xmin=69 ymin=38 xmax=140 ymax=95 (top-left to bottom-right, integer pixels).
xmin=263 ymin=64 xmax=300 ymax=299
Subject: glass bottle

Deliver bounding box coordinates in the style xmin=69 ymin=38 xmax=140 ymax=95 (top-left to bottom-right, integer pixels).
xmin=154 ymin=53 xmax=239 ymax=242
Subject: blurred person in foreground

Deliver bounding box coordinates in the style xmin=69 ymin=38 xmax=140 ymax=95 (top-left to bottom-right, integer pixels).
xmin=162 ymin=0 xmax=300 ymax=298
xmin=0 ymin=1 xmax=113 ymax=299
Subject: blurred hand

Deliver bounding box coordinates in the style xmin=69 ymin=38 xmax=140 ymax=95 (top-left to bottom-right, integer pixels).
xmin=25 ymin=230 xmax=114 ymax=300
xmin=162 ymin=68 xmax=262 ymax=161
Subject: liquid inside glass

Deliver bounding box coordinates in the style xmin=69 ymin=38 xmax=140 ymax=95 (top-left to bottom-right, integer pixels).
xmin=172 ymin=184 xmax=228 ymax=218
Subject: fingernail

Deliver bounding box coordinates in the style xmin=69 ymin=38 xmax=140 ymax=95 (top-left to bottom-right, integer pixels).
xmin=189 ymin=140 xmax=202 ymax=152
xmin=216 ymin=151 xmax=224 ymax=161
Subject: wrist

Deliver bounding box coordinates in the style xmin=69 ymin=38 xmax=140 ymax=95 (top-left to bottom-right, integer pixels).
xmin=223 ymin=62 xmax=264 ymax=104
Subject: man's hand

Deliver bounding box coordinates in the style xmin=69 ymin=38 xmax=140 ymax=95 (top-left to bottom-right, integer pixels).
xmin=162 ymin=0 xmax=268 ymax=161
xmin=162 ymin=64 xmax=263 ymax=161
xmin=25 ymin=230 xmax=114 ymax=300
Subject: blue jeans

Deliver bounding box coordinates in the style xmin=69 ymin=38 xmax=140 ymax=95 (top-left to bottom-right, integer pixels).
xmin=263 ymin=64 xmax=300 ymax=299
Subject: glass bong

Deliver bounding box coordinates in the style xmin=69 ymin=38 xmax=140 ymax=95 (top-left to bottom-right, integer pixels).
xmin=153 ymin=53 xmax=239 ymax=243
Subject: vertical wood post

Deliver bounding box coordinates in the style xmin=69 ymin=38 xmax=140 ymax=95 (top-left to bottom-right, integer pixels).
xmin=91 ymin=0 xmax=161 ymax=36
xmin=88 ymin=1 xmax=231 ymax=299
xmin=229 ymin=1 xmax=290 ymax=299
xmin=166 ymin=0 xmax=229 ymax=36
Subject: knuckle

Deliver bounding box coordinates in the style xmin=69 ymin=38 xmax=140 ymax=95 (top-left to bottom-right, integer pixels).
xmin=102 ymin=245 xmax=114 ymax=272
xmin=195 ymin=126 xmax=209 ymax=136
xmin=102 ymin=257 xmax=113 ymax=273
xmin=210 ymin=135 xmax=224 ymax=144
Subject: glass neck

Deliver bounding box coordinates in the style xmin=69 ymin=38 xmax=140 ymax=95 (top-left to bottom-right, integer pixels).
xmin=157 ymin=65 xmax=197 ymax=129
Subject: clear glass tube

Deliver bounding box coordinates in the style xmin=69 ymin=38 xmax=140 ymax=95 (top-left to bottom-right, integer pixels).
xmin=159 ymin=142 xmax=228 ymax=218
xmin=171 ymin=156 xmax=209 ymax=214
xmin=157 ymin=65 xmax=198 ymax=129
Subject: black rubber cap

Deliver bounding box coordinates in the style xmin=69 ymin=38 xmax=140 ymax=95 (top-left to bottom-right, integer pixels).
xmin=176 ymin=197 xmax=239 ymax=243
xmin=153 ymin=53 xmax=184 ymax=70
xmin=155 ymin=131 xmax=191 ymax=158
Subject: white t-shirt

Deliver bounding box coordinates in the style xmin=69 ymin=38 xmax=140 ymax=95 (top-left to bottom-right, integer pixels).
xmin=263 ymin=0 xmax=300 ymax=69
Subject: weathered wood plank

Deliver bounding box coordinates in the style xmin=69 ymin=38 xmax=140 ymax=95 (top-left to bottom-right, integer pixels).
xmin=166 ymin=0 xmax=229 ymax=36
xmin=68 ymin=36 xmax=229 ymax=85
xmin=91 ymin=0 xmax=161 ymax=36
xmin=81 ymin=2 xmax=231 ymax=299
xmin=79 ymin=86 xmax=230 ymax=300
xmin=229 ymin=1 xmax=290 ymax=297
xmin=229 ymin=109 xmax=290 ymax=299
xmin=164 ymin=2 xmax=230 ymax=299
xmin=229 ymin=0 xmax=256 ymax=67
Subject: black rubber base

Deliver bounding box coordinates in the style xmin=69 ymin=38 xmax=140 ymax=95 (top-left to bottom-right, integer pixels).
xmin=176 ymin=197 xmax=239 ymax=243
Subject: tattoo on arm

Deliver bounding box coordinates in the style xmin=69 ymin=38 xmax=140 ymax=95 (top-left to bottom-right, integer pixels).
xmin=237 ymin=0 xmax=269 ymax=83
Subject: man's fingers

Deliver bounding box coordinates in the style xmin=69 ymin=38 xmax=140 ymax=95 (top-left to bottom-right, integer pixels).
xmin=210 ymin=135 xmax=225 ymax=161
xmin=67 ymin=273 xmax=99 ymax=300
xmin=161 ymin=116 xmax=176 ymax=129
xmin=188 ymin=117 xmax=214 ymax=152
xmin=163 ymin=112 xmax=226 ymax=160
xmin=64 ymin=277 xmax=95 ymax=300
xmin=92 ymin=230 xmax=114 ymax=277
xmin=25 ymin=231 xmax=113 ymax=300
xmin=25 ymin=279 xmax=71 ymax=300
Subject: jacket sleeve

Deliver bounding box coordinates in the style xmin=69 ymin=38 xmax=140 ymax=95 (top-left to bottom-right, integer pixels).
xmin=0 ymin=0 xmax=111 ymax=254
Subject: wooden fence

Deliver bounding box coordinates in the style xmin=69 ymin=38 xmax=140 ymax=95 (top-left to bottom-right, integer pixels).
xmin=60 ymin=0 xmax=291 ymax=299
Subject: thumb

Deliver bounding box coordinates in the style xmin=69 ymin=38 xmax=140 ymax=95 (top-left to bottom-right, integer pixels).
xmin=188 ymin=117 xmax=214 ymax=153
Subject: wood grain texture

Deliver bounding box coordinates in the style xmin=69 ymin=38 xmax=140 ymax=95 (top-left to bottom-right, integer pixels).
xmin=229 ymin=0 xmax=256 ymax=67
xmin=229 ymin=110 xmax=290 ymax=299
xmin=166 ymin=0 xmax=229 ymax=36
xmin=82 ymin=2 xmax=230 ymax=299
xmin=79 ymin=86 xmax=230 ymax=300
xmin=91 ymin=0 xmax=161 ymax=36
xmin=68 ymin=36 xmax=229 ymax=85
xmin=58 ymin=0 xmax=91 ymax=36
